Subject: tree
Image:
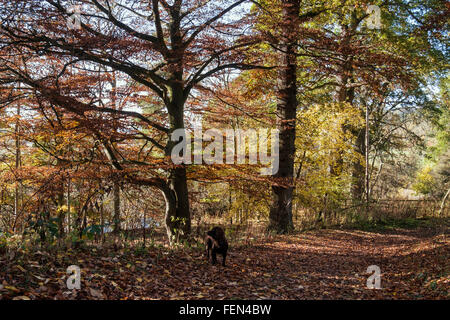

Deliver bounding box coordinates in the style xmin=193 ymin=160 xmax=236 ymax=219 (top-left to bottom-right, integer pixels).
xmin=253 ymin=0 xmax=331 ymax=233
xmin=0 ymin=0 xmax=265 ymax=243
xmin=265 ymin=0 xmax=300 ymax=233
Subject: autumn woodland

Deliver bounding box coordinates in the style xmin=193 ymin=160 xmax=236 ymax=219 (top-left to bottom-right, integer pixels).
xmin=0 ymin=0 xmax=448 ymax=302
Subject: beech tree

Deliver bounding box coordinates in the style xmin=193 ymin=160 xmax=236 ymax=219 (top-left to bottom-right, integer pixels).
xmin=0 ymin=0 xmax=264 ymax=242
xmin=252 ymin=0 xmax=330 ymax=233
xmin=0 ymin=0 xmax=446 ymax=245
xmin=266 ymin=0 xmax=300 ymax=233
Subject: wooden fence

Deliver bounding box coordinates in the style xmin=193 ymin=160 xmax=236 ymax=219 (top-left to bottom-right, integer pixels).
xmin=345 ymin=199 xmax=449 ymax=219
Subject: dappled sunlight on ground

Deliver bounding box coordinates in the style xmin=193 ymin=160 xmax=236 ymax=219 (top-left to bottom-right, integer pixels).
xmin=0 ymin=226 xmax=448 ymax=300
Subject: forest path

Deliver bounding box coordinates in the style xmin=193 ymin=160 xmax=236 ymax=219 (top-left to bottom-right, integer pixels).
xmin=0 ymin=227 xmax=448 ymax=300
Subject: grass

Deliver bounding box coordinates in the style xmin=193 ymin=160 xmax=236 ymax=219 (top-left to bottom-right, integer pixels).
xmin=348 ymin=216 xmax=449 ymax=232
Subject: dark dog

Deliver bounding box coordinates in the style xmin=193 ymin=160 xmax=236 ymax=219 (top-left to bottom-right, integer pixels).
xmin=205 ymin=227 xmax=228 ymax=266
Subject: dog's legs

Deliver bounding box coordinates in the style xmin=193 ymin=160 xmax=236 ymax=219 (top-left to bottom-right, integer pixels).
xmin=222 ymin=251 xmax=227 ymax=267
xmin=205 ymin=237 xmax=211 ymax=261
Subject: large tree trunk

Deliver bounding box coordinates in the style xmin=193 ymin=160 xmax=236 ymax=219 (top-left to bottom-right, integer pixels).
xmin=164 ymin=85 xmax=191 ymax=242
xmin=268 ymin=0 xmax=299 ymax=234
xmin=168 ymin=166 xmax=191 ymax=239
xmin=162 ymin=184 xmax=178 ymax=245
xmin=161 ymin=168 xmax=190 ymax=245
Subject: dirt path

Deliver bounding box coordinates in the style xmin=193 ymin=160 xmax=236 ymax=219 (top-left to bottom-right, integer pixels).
xmin=0 ymin=228 xmax=448 ymax=300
